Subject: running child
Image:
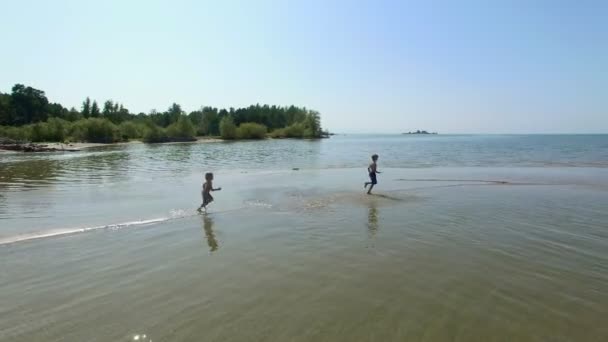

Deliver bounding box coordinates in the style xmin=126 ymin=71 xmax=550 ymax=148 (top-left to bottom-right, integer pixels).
xmin=364 ymin=154 xmax=381 ymax=194
xmin=198 ymin=172 xmax=221 ymax=212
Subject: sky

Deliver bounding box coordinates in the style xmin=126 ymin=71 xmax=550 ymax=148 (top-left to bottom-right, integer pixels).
xmin=0 ymin=0 xmax=606 ymax=133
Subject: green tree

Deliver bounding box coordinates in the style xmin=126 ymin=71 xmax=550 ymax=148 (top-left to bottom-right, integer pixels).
xmin=200 ymin=106 xmax=219 ymax=136
xmin=219 ymin=116 xmax=237 ymax=139
xmin=102 ymin=100 xmax=114 ymax=116
xmin=304 ymin=110 xmax=322 ymax=137
xmin=70 ymin=118 xmax=119 ymax=143
xmin=66 ymin=107 xmax=82 ymax=121
xmin=10 ymin=84 xmax=49 ymax=125
xmin=47 ymin=103 xmax=67 ymax=119
xmin=119 ymin=121 xmax=144 ymax=140
xmin=167 ymin=103 xmax=183 ymax=124
xmin=218 ymin=108 xmax=228 ymax=119
xmin=188 ymin=109 xmax=203 ymax=127
xmin=116 ymin=104 xmax=131 ymax=123
xmin=0 ymin=92 xmax=14 ymax=125
xmin=81 ymin=97 xmax=91 ymax=118
xmin=91 ymin=101 xmax=100 ymax=118
xmin=102 ymin=100 xmax=125 ymax=123
xmin=0 ymin=84 xmax=326 ymax=142
xmin=236 ymin=122 xmax=267 ymax=139
xmin=167 ymin=116 xmax=196 ymax=140
xmin=142 ymin=122 xmax=168 ymax=143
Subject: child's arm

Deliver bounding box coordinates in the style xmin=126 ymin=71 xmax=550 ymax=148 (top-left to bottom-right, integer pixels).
xmin=212 ymin=187 xmax=222 ymax=191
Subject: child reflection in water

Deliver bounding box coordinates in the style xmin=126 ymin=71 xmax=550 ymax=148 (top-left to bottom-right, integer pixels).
xmin=368 ymin=204 xmax=379 ymax=238
xmin=202 ymin=215 xmax=219 ymax=252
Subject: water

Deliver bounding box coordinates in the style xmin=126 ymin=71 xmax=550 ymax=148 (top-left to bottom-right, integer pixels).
xmin=1 ymin=134 xmax=608 ymax=341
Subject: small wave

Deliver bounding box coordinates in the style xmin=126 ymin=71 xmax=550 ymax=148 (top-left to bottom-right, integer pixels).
xmin=0 ymin=217 xmax=172 ymax=246
xmin=394 ymin=178 xmax=546 ymax=186
xmin=169 ymin=208 xmax=191 ymax=218
xmin=0 ymin=206 xmax=253 ymax=246
xmin=243 ymin=199 xmax=273 ymax=208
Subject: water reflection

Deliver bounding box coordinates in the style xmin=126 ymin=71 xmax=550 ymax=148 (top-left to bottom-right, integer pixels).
xmin=150 ymin=143 xmax=194 ymax=163
xmin=0 ymin=150 xmax=131 ymax=191
xmin=0 ymin=159 xmax=62 ymax=191
xmin=201 ymin=215 xmax=219 ymax=252
xmin=367 ymin=202 xmax=379 ymax=239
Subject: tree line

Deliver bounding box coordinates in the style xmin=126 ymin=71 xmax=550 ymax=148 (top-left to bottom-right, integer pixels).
xmin=0 ymin=84 xmax=325 ymax=143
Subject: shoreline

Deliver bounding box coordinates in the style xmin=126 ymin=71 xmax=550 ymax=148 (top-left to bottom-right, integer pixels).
xmin=0 ymin=135 xmax=327 ymax=152
xmin=0 ymin=137 xmax=226 ymax=152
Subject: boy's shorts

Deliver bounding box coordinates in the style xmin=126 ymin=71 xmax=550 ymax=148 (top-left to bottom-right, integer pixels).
xmin=202 ymin=192 xmax=214 ymax=206
xmin=369 ymin=172 xmax=377 ymax=185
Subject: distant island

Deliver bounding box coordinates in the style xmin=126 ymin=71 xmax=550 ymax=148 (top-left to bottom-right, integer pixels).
xmin=403 ymin=130 xmax=437 ymax=135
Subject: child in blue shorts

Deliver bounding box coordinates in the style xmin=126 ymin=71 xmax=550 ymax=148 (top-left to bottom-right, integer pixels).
xmin=364 ymin=154 xmax=381 ymax=194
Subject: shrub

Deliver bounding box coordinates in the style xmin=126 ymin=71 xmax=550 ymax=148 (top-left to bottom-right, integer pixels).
xmin=269 ymin=128 xmax=284 ymax=138
xmin=270 ymin=122 xmax=305 ymax=138
xmin=47 ymin=117 xmax=71 ymax=142
xmin=303 ymin=111 xmax=322 ymax=138
xmin=236 ymin=122 xmax=267 ymax=139
xmin=142 ymin=124 xmax=168 ymax=143
xmin=119 ymin=121 xmax=144 ymax=140
xmin=22 ymin=118 xmax=69 ymax=142
xmin=219 ymin=116 xmax=237 ymax=139
xmin=29 ymin=122 xmax=48 ymax=142
xmin=0 ymin=125 xmax=30 ymax=141
xmin=70 ymin=118 xmax=120 ymax=143
xmin=166 ymin=116 xmax=196 ymax=140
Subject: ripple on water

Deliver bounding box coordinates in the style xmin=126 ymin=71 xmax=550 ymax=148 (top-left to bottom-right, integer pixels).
xmin=1 ymin=136 xmax=608 ymax=340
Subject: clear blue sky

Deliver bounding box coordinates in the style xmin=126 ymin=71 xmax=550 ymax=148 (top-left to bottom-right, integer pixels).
xmin=1 ymin=0 xmax=606 ymax=133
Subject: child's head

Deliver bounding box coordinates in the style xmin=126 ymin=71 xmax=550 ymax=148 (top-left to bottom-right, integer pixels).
xmin=205 ymin=172 xmax=214 ymax=181
xmin=371 ymin=154 xmax=379 ymax=161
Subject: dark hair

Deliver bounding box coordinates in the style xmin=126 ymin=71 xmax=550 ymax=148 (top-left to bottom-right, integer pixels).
xmin=371 ymin=154 xmax=378 ymax=160
xmin=205 ymin=172 xmax=213 ymax=180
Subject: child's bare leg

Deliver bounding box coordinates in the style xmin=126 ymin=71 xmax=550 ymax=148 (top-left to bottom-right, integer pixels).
xmin=367 ymin=184 xmax=374 ymax=194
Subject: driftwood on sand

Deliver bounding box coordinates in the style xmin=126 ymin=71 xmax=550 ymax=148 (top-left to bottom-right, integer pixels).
xmin=0 ymin=138 xmax=80 ymax=153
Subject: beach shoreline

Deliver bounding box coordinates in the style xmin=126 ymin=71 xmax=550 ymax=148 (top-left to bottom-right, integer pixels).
xmin=0 ymin=136 xmax=226 ymax=152
xmin=0 ymin=135 xmax=330 ymax=153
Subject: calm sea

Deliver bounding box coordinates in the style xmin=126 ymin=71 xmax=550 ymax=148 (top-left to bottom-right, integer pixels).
xmin=1 ymin=134 xmax=607 ymax=341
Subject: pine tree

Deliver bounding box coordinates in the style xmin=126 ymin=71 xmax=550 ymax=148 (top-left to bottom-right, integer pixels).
xmin=81 ymin=97 xmax=91 ymax=118
xmin=91 ymin=101 xmax=100 ymax=118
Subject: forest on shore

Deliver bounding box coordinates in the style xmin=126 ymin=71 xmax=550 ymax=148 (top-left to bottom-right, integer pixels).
xmin=0 ymin=84 xmax=325 ymax=143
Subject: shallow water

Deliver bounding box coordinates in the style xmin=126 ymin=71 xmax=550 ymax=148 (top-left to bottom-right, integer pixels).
xmin=1 ymin=135 xmax=608 ymax=341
